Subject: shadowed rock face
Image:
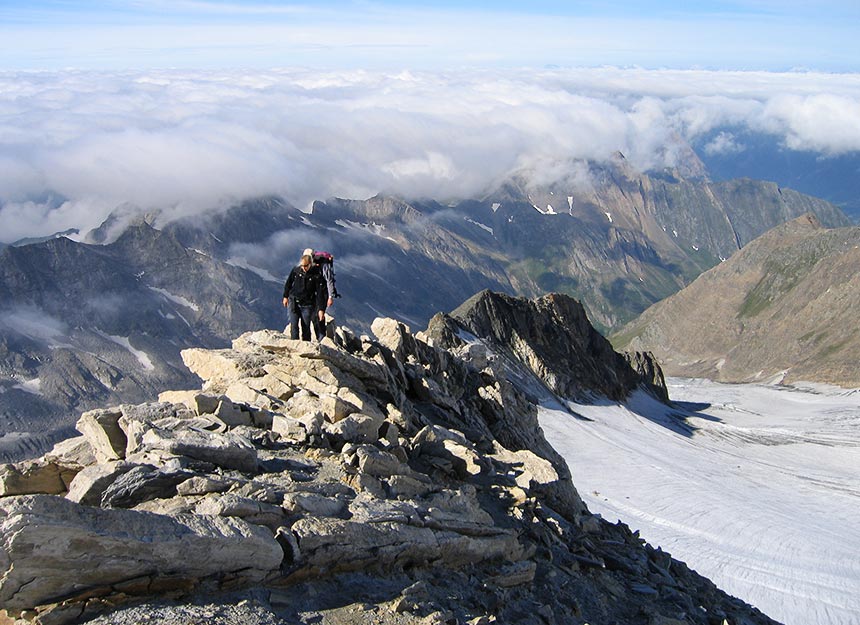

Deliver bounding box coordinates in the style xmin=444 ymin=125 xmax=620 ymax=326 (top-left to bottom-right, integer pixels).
xmin=615 ymin=214 xmax=860 ymax=388
xmin=427 ymin=290 xmax=668 ymax=403
xmin=0 ymin=314 xmax=776 ymax=625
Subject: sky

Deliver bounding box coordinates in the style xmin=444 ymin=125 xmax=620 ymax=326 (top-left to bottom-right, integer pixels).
xmin=1 ymin=1 xmax=860 ymax=242
xmin=2 ymin=1 xmax=860 ymax=72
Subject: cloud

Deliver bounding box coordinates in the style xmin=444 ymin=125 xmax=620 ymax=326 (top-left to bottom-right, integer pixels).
xmin=0 ymin=306 xmax=67 ymax=345
xmin=703 ymin=131 xmax=746 ymax=156
xmin=1 ymin=67 xmax=859 ymax=242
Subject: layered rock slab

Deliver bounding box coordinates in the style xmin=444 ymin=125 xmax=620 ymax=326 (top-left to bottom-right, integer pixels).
xmin=0 ymin=494 xmax=282 ymax=610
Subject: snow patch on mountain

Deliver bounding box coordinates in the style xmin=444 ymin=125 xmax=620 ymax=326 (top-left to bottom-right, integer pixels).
xmin=225 ymin=257 xmax=282 ymax=283
xmin=97 ymin=331 xmax=155 ymax=371
xmin=464 ymin=217 xmax=494 ymax=235
xmin=147 ymin=287 xmax=200 ymax=312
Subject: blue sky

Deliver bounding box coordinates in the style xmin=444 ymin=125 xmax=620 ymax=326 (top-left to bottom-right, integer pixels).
xmin=2 ymin=0 xmax=859 ymax=71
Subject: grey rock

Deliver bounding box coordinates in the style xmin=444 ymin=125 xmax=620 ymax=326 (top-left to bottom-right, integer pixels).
xmin=100 ymin=465 xmax=193 ymax=509
xmin=137 ymin=427 xmax=258 ymax=473
xmin=75 ymin=408 xmax=126 ymax=462
xmin=271 ymin=414 xmax=308 ymax=444
xmin=65 ymin=461 xmax=139 ymax=507
xmin=283 ymin=492 xmax=346 ymax=518
xmin=195 ymin=493 xmax=285 ymax=529
xmin=0 ymin=494 xmax=282 ymax=610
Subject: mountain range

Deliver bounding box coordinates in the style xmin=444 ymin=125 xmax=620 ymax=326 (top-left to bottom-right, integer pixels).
xmin=613 ymin=213 xmax=860 ymax=387
xmin=0 ymin=159 xmax=852 ymax=461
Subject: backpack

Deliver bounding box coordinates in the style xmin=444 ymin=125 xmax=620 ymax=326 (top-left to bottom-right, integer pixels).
xmin=312 ymin=251 xmax=340 ymax=298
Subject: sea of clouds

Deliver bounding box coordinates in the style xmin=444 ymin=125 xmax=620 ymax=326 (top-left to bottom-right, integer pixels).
xmin=1 ymin=67 xmax=859 ymax=243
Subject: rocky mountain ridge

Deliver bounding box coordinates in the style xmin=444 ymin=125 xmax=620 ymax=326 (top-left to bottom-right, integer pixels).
xmin=0 ymin=294 xmax=775 ymax=625
xmin=0 ymin=162 xmax=849 ymax=462
xmin=614 ymin=214 xmax=860 ymax=387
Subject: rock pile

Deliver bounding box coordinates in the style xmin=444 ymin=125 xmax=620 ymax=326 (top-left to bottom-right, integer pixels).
xmin=1 ymin=311 xmax=776 ymax=625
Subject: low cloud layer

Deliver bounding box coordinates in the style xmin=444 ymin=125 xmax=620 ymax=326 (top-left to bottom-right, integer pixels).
xmin=1 ymin=67 xmax=859 ymax=242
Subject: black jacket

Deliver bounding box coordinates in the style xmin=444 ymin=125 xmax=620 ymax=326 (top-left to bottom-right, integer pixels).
xmin=283 ymin=264 xmax=323 ymax=306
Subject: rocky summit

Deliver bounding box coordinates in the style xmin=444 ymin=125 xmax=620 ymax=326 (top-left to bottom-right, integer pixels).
xmin=0 ymin=299 xmax=775 ymax=625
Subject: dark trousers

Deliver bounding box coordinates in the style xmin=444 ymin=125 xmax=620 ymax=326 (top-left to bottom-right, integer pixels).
xmin=289 ymin=300 xmax=314 ymax=341
xmin=313 ymin=304 xmax=328 ymax=341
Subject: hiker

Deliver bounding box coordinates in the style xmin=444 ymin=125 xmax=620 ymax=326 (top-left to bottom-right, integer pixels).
xmin=302 ymin=247 xmax=336 ymax=340
xmin=282 ymin=253 xmax=323 ymax=341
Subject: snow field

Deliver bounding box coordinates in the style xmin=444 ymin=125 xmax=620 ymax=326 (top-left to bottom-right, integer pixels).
xmin=539 ymin=379 xmax=860 ymax=625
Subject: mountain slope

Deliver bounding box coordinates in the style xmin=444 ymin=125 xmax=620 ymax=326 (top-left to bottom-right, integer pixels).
xmin=613 ymin=214 xmax=860 ymax=387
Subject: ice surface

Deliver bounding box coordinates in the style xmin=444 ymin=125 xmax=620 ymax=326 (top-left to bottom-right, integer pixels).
xmin=539 ymin=378 xmax=860 ymax=625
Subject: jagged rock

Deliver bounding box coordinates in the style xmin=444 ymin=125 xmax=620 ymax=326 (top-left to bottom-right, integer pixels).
xmin=413 ymin=425 xmax=486 ymax=477
xmin=0 ymin=312 xmax=781 ymax=625
xmin=323 ymin=414 xmax=380 ymax=447
xmin=386 ymin=474 xmax=437 ymax=499
xmin=157 ymin=389 xmax=199 ymax=410
xmin=286 ymin=391 xmax=325 ymax=422
xmin=350 ymin=445 xmax=410 ymax=477
xmin=289 ymin=516 xmax=522 ymax=577
xmin=624 ymin=351 xmax=670 ymax=403
xmin=490 ymin=444 xmax=559 ymax=491
xmin=99 ymin=465 xmax=193 ymax=509
xmin=193 ymin=393 xmax=224 ymax=415
xmin=434 ymin=290 xmax=670 ymax=402
xmin=487 ymin=560 xmax=537 ymax=587
xmin=214 ymin=398 xmax=254 ymax=427
xmin=0 ymin=494 xmax=282 ymax=610
xmin=180 ymin=348 xmax=268 ymax=392
xmin=75 ymin=408 xmax=126 ymax=462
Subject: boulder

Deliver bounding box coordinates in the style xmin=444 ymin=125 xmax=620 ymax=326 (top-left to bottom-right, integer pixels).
xmin=65 ymin=461 xmax=139 ymax=507
xmin=100 ymin=465 xmax=194 ymax=509
xmin=0 ymin=495 xmax=283 ymax=610
xmin=75 ymin=408 xmax=126 ymax=462
xmin=176 ymin=476 xmax=234 ymax=497
xmin=282 ymin=492 xmax=346 ymax=518
xmin=45 ymin=436 xmax=96 ymax=468
xmin=324 ymin=414 xmax=380 ymax=446
xmin=272 ymin=415 xmax=308 ymax=444
xmin=214 ymin=398 xmax=254 ymax=427
xmin=491 ymin=445 xmax=559 ymax=491
xmin=0 ymin=459 xmax=76 ymax=497
xmin=137 ymin=427 xmax=258 ymax=473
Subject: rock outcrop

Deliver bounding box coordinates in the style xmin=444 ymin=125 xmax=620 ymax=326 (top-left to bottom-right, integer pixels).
xmin=426 ymin=290 xmax=668 ymax=403
xmin=1 ymin=311 xmax=776 ymax=625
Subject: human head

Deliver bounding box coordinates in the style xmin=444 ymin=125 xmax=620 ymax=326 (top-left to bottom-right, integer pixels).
xmin=300 ymin=254 xmax=313 ymax=269
xmin=302 ymin=248 xmax=314 ymax=258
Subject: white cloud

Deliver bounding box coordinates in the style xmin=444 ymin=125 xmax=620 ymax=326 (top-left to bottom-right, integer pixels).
xmin=0 ymin=306 xmax=67 ymax=345
xmin=703 ymin=131 xmax=746 ymax=156
xmin=1 ymin=67 xmax=859 ymax=242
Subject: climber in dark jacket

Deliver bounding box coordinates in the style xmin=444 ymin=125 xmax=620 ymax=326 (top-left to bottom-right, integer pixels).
xmin=282 ymin=254 xmax=323 ymax=341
